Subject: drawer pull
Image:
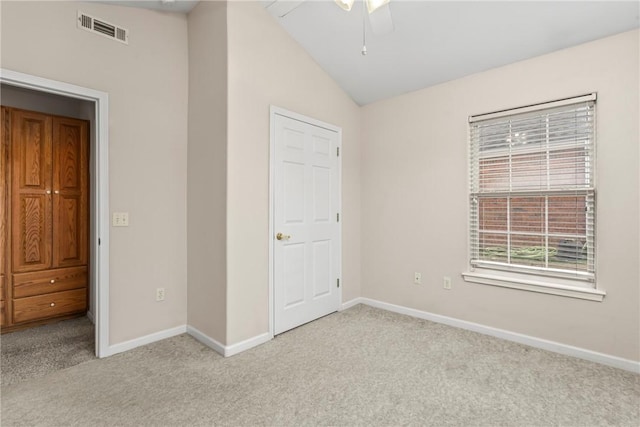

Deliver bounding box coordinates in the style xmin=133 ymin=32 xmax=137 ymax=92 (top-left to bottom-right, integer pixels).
xmin=50 ymin=279 xmax=56 ymax=284
xmin=50 ymin=302 xmax=56 ymax=307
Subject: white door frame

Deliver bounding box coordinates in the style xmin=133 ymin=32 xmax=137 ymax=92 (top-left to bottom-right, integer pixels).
xmin=268 ymin=105 xmax=342 ymax=338
xmin=1 ymin=68 xmax=110 ymax=358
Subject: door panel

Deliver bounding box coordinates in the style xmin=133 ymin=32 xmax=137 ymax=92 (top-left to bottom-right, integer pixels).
xmin=312 ymin=166 xmax=331 ymax=221
xmin=312 ymin=240 xmax=331 ymax=298
xmin=19 ymin=195 xmax=49 ymax=263
xmin=1 ymin=108 xmax=7 ymax=305
xmin=283 ymin=243 xmax=305 ymax=308
xmin=56 ymin=122 xmax=82 ymax=190
xmin=274 ymin=114 xmax=340 ymax=335
xmin=57 ymin=194 xmax=81 ymax=263
xmin=52 ymin=117 xmax=88 ymax=268
xmin=284 ymin=161 xmax=305 ymax=223
xmin=11 ymin=110 xmax=53 ymax=273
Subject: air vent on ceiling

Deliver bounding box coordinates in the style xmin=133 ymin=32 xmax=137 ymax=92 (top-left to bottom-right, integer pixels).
xmin=77 ymin=11 xmax=129 ymax=45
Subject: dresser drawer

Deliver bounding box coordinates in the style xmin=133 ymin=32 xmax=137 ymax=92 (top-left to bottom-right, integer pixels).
xmin=0 ymin=301 xmax=5 ymax=326
xmin=12 ymin=288 xmax=86 ymax=324
xmin=13 ymin=267 xmax=87 ymax=299
xmin=1 ymin=274 xmax=5 ymax=300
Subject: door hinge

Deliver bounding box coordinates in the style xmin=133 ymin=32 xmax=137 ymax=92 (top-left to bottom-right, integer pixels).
xmin=337 ymin=278 xmax=340 ymax=288
xmin=337 ymin=146 xmax=340 ymax=157
xmin=336 ymin=212 xmax=340 ymax=222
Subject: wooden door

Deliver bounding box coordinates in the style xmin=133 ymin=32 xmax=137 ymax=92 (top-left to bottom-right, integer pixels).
xmin=52 ymin=117 xmax=88 ymax=268
xmin=0 ymin=108 xmax=8 ymax=325
xmin=11 ymin=110 xmax=53 ymax=273
xmin=3 ymin=107 xmax=89 ymax=331
xmin=273 ymin=113 xmax=341 ymax=335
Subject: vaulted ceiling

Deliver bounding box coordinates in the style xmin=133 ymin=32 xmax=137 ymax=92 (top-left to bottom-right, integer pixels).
xmin=265 ymin=1 xmax=640 ymax=105
xmin=98 ymin=1 xmax=639 ymax=105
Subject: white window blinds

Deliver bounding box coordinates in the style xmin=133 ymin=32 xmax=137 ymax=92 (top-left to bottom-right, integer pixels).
xmin=469 ymin=94 xmax=596 ymax=282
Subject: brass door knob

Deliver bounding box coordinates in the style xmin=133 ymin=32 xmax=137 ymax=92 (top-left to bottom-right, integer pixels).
xmin=276 ymin=232 xmax=291 ymax=241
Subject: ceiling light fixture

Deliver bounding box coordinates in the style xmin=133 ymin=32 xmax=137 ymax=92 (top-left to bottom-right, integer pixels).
xmin=335 ymin=0 xmax=394 ymax=55
xmin=361 ymin=0 xmax=367 ymax=55
xmin=365 ymin=0 xmax=389 ymax=14
xmin=335 ymin=0 xmax=388 ymax=13
xmin=335 ymin=0 xmax=355 ymax=12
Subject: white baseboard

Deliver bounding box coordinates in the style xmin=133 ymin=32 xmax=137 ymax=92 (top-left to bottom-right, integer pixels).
xmin=86 ymin=310 xmax=95 ymax=324
xmin=225 ymin=332 xmax=271 ymax=357
xmin=107 ymin=325 xmax=187 ymax=357
xmin=340 ymin=297 xmax=363 ymax=311
xmin=186 ymin=325 xmax=225 ymax=356
xmin=353 ymin=297 xmax=640 ymax=374
xmin=104 ymin=324 xmax=271 ymax=359
xmin=186 ymin=326 xmax=271 ymax=357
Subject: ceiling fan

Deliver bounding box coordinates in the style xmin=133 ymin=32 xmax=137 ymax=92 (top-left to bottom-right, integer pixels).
xmin=335 ymin=0 xmax=394 ymax=36
xmin=266 ymin=0 xmax=395 ymax=55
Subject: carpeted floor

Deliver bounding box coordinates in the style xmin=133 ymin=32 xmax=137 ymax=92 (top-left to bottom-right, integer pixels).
xmin=1 ymin=305 xmax=638 ymax=426
xmin=1 ymin=316 xmax=95 ymax=387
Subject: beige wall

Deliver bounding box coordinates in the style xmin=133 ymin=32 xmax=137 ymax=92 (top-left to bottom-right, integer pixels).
xmin=186 ymin=1 xmax=228 ymax=344
xmin=361 ymin=29 xmax=640 ymax=361
xmin=225 ymin=1 xmax=362 ymax=344
xmin=1 ymin=1 xmax=189 ymax=344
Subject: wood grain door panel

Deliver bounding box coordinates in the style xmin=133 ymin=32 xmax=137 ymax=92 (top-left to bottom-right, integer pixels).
xmin=55 ymin=121 xmax=83 ymax=191
xmin=18 ymin=195 xmax=51 ymax=268
xmin=11 ymin=110 xmax=53 ymax=273
xmin=1 ymin=108 xmax=7 ymax=302
xmin=55 ymin=194 xmax=86 ymax=266
xmin=15 ymin=112 xmax=51 ymax=190
xmin=52 ymin=118 xmax=87 ymax=268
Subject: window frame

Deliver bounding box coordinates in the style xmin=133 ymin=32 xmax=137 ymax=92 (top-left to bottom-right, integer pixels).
xmin=463 ymin=94 xmax=605 ymax=302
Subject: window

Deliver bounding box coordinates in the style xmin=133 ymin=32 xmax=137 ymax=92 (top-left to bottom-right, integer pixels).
xmin=465 ymin=94 xmax=602 ymax=300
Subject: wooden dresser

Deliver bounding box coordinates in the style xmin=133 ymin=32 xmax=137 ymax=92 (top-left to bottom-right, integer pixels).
xmin=1 ymin=107 xmax=89 ymax=332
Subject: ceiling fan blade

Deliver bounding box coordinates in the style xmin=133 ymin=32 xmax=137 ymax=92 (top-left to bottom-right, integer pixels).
xmin=368 ymin=3 xmax=394 ymax=35
xmin=335 ymin=0 xmax=355 ymax=11
xmin=265 ymin=0 xmax=307 ymax=18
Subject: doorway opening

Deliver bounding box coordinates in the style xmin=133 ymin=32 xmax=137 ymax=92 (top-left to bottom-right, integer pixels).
xmin=0 ymin=69 xmax=110 ymax=359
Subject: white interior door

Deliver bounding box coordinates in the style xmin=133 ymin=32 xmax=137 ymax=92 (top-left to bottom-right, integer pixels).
xmin=273 ymin=112 xmax=340 ymax=335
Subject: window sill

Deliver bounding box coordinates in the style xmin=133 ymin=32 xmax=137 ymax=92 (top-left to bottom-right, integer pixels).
xmin=462 ymin=271 xmax=605 ymax=302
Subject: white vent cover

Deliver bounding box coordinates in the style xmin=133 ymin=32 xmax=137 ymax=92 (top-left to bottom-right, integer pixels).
xmin=77 ymin=11 xmax=129 ymax=45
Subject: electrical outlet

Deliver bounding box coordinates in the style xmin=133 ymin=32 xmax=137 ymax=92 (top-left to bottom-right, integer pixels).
xmin=443 ymin=276 xmax=452 ymax=290
xmin=414 ymin=272 xmax=422 ymax=285
xmin=156 ymin=287 xmax=165 ymax=301
xmin=112 ymin=212 xmax=129 ymax=227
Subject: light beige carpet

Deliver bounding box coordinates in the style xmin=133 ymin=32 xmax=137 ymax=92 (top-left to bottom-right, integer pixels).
xmin=1 ymin=305 xmax=638 ymax=426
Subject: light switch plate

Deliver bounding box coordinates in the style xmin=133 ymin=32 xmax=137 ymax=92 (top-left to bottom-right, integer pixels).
xmin=112 ymin=212 xmax=129 ymax=227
